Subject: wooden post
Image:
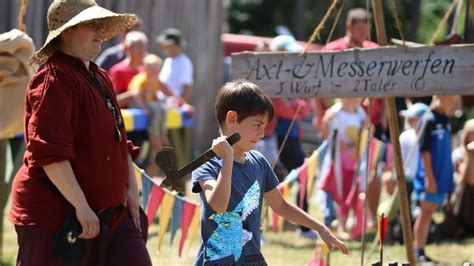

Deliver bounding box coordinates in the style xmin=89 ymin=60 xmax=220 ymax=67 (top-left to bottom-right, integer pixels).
xmin=371 ymin=0 xmax=416 ymax=265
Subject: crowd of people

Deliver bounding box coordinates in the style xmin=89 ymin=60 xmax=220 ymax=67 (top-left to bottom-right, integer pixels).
xmin=5 ymin=0 xmax=473 ymax=264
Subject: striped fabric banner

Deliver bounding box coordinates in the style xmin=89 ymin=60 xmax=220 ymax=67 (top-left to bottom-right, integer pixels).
xmin=121 ymin=108 xmax=149 ymax=132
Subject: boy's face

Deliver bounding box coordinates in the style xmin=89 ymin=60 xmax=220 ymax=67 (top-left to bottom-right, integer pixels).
xmin=224 ymin=112 xmax=268 ymax=152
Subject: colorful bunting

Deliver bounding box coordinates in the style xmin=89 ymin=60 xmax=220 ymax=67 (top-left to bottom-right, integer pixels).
xmin=170 ymin=198 xmax=184 ymax=246
xmin=134 ymin=167 xmax=143 ymax=193
xmin=179 ymin=201 xmax=197 ymax=257
xmin=158 ymin=192 xmax=176 ymax=250
xmin=298 ymin=162 xmax=308 ymax=209
xmin=141 ymin=176 xmax=154 ymax=210
xmin=306 ymin=151 xmax=318 ymax=198
xmin=147 ymin=185 xmax=165 ymax=226
xmin=186 ymin=205 xmax=201 ymax=255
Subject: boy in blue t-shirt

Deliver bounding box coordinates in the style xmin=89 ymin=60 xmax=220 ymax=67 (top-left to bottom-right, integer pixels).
xmin=413 ymin=95 xmax=458 ymax=263
xmin=191 ymin=79 xmax=348 ymax=265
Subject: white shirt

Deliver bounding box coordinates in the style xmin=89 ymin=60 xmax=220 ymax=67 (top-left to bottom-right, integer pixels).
xmin=159 ymin=53 xmax=193 ymax=97
xmin=399 ymin=128 xmax=419 ymax=180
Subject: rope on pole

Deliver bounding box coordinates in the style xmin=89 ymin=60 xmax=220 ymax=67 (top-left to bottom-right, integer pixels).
xmin=301 ymin=0 xmax=340 ymax=55
xmin=430 ymin=0 xmax=458 ymax=44
xmin=18 ymin=0 xmax=28 ymax=33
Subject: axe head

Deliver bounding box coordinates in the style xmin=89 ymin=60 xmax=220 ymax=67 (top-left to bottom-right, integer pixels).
xmin=154 ymin=147 xmax=185 ymax=192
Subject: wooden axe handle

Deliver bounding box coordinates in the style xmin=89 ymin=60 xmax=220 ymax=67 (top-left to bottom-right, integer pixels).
xmin=176 ymin=132 xmax=241 ymax=178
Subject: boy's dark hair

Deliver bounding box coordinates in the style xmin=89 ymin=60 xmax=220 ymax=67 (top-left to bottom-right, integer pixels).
xmin=215 ymin=79 xmax=274 ymax=127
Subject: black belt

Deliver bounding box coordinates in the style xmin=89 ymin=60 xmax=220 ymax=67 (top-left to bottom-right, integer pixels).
xmin=53 ymin=207 xmax=117 ymax=266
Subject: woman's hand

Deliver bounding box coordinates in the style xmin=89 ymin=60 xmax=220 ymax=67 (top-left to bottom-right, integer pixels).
xmin=76 ymin=205 xmax=100 ymax=239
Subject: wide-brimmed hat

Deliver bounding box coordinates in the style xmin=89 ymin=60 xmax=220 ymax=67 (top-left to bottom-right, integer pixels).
xmin=30 ymin=0 xmax=138 ymax=65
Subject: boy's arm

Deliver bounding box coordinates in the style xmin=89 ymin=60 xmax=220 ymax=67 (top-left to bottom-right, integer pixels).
xmin=198 ymin=136 xmax=234 ymax=213
xmin=421 ymin=151 xmax=437 ymax=193
xmin=264 ymin=188 xmax=348 ymax=254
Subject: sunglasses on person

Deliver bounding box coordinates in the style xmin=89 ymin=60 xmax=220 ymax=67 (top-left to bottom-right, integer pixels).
xmin=85 ymin=20 xmax=106 ymax=31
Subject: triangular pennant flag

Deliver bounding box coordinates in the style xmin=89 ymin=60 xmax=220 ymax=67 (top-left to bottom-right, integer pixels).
xmin=134 ymin=166 xmax=143 ymax=193
xmin=272 ymin=208 xmax=279 ymax=234
xmin=307 ymin=241 xmax=328 ymax=266
xmin=272 ymin=186 xmax=286 ymax=234
xmin=185 ymin=205 xmax=201 ymax=255
xmin=280 ymin=184 xmax=290 ymax=230
xmin=179 ymin=201 xmax=197 ymax=257
xmin=158 ymin=192 xmax=176 ymax=250
xmin=320 ymin=160 xmax=343 ymax=206
xmin=378 ymin=213 xmax=389 ymax=246
xmin=307 ymin=151 xmax=318 ymax=198
xmin=141 ymin=176 xmax=154 ymax=209
xmin=298 ymin=163 xmax=308 ymax=209
xmin=170 ymin=197 xmax=184 ymax=246
xmin=147 ymin=185 xmax=165 ymax=226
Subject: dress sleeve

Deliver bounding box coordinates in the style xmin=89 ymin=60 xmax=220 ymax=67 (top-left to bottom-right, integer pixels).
xmin=27 ymin=68 xmax=75 ymax=168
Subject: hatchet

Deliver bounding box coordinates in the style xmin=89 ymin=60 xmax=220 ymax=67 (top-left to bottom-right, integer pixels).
xmin=154 ymin=132 xmax=241 ymax=192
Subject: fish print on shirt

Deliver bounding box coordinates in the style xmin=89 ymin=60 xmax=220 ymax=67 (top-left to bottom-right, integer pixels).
xmin=205 ymin=181 xmax=260 ymax=262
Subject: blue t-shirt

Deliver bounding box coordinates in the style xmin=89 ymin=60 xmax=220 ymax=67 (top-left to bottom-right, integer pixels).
xmin=414 ymin=110 xmax=454 ymax=194
xmin=191 ymin=150 xmax=279 ymax=265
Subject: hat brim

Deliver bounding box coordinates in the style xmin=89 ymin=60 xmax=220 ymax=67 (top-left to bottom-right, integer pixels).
xmin=30 ymin=5 xmax=137 ymax=65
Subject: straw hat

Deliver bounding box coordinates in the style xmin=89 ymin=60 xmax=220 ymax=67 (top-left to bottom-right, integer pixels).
xmin=29 ymin=0 xmax=138 ymax=65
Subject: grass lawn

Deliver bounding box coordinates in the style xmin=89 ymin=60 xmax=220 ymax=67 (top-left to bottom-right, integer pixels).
xmin=2 ymin=201 xmax=474 ymax=265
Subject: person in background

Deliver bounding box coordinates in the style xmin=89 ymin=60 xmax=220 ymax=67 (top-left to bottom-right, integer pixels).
xmin=156 ymin=28 xmax=195 ymax=192
xmin=109 ymin=31 xmax=147 ymax=108
xmin=128 ymin=54 xmax=174 ymax=176
xmin=398 ymin=102 xmax=430 ymax=209
xmin=9 ymin=1 xmax=151 ymax=265
xmin=441 ymin=119 xmax=474 ymax=238
xmin=95 ymin=17 xmax=142 ymax=71
xmin=413 ymin=95 xmax=458 ymax=263
xmin=320 ymin=98 xmax=367 ymax=240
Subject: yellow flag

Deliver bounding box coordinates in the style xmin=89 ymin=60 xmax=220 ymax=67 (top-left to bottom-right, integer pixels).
xmin=186 ymin=205 xmax=201 ymax=255
xmin=166 ymin=108 xmax=182 ymax=129
xmin=120 ymin=109 xmax=134 ymax=131
xmin=306 ymin=151 xmax=318 ymax=197
xmin=278 ymin=184 xmax=290 ymax=231
xmin=134 ymin=166 xmax=142 ymax=193
xmin=158 ymin=192 xmax=175 ymax=250
xmin=359 ymin=129 xmax=369 ymax=157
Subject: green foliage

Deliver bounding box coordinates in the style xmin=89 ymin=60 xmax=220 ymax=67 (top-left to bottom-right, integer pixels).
xmin=224 ymin=0 xmax=459 ymax=45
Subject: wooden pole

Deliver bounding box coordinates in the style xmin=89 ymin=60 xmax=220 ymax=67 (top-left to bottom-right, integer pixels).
xmin=371 ymin=0 xmax=416 ymax=265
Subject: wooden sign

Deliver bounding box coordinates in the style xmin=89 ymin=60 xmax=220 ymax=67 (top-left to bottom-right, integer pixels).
xmin=231 ymin=44 xmax=474 ymax=98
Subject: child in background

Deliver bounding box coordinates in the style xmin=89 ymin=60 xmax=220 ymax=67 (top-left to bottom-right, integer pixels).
xmin=128 ymin=54 xmax=173 ymax=176
xmin=413 ymin=95 xmax=458 ymax=263
xmin=191 ymin=79 xmax=348 ymax=265
xmin=398 ymin=102 xmax=430 ymax=208
xmin=320 ymin=98 xmax=367 ymax=240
